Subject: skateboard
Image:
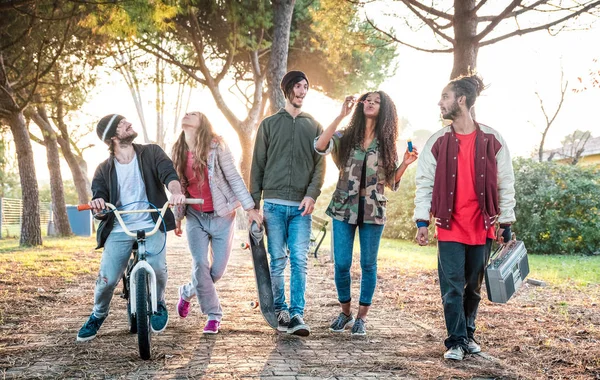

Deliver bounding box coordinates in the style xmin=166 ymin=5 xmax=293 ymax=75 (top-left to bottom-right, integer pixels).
xmin=247 ymin=222 xmax=278 ymax=329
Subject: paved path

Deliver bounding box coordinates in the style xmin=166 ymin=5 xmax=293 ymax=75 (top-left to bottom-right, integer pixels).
xmin=1 ymin=230 xmax=517 ymax=379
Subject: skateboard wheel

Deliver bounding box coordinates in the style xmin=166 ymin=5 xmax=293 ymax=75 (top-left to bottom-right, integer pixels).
xmin=241 ymin=242 xmax=250 ymax=250
xmin=250 ymin=301 xmax=259 ymax=309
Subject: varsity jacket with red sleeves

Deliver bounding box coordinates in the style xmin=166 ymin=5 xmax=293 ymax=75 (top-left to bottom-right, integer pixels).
xmin=413 ymin=122 xmax=516 ymax=231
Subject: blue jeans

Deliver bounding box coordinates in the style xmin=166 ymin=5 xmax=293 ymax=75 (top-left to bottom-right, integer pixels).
xmin=93 ymin=230 xmax=167 ymax=318
xmin=332 ymin=219 xmax=384 ymax=306
xmin=263 ymin=202 xmax=311 ymax=318
xmin=437 ymin=239 xmax=492 ymax=350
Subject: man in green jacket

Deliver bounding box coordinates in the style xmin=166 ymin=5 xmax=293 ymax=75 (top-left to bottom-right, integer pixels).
xmin=249 ymin=70 xmax=325 ymax=336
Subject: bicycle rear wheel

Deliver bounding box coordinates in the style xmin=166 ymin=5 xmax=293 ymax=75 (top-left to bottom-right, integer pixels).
xmin=136 ymin=269 xmax=151 ymax=360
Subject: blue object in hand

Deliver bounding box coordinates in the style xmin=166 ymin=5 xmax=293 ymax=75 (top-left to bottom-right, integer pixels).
xmin=407 ymin=139 xmax=413 ymax=152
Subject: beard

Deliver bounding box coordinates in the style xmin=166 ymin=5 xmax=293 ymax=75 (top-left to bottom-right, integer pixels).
xmin=118 ymin=131 xmax=138 ymax=146
xmin=291 ymin=97 xmax=303 ymax=109
xmin=442 ymin=101 xmax=461 ymax=120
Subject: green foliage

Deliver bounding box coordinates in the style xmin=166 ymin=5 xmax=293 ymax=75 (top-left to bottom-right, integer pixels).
xmin=0 ymin=133 xmax=20 ymax=199
xmin=38 ymin=180 xmax=80 ymax=205
xmin=289 ymin=0 xmax=398 ymax=99
xmin=513 ymin=158 xmax=600 ymax=255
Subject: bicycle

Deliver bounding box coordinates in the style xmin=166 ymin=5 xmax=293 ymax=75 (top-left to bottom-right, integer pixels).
xmin=78 ymin=199 xmax=202 ymax=360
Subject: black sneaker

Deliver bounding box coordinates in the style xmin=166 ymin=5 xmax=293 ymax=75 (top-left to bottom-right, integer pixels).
xmin=287 ymin=315 xmax=310 ymax=336
xmin=77 ymin=314 xmax=106 ymax=342
xmin=277 ymin=310 xmax=290 ymax=332
xmin=151 ymin=302 xmax=169 ymax=333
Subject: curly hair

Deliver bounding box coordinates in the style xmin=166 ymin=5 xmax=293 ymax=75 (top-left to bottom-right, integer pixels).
xmin=338 ymin=91 xmax=399 ymax=183
xmin=171 ymin=112 xmax=217 ymax=193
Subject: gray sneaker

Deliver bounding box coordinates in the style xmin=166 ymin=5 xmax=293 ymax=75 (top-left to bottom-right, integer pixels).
xmin=330 ymin=312 xmax=354 ymax=332
xmin=277 ymin=310 xmax=290 ymax=332
xmin=350 ymin=318 xmax=366 ymax=336
xmin=468 ymin=338 xmax=481 ymax=354
xmin=444 ymin=346 xmax=465 ymax=360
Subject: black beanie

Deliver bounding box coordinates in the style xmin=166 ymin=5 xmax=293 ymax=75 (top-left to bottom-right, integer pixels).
xmin=280 ymin=70 xmax=309 ymax=93
xmin=96 ymin=114 xmax=125 ymax=144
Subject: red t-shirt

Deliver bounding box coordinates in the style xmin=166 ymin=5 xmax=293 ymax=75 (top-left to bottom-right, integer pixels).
xmin=437 ymin=131 xmax=495 ymax=245
xmin=185 ymin=152 xmax=214 ymax=212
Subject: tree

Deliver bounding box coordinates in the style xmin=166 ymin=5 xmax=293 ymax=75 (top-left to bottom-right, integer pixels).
xmin=0 ymin=0 xmax=95 ymax=245
xmin=85 ymin=0 xmax=397 ymax=181
xmin=267 ymin=0 xmax=296 ymax=114
xmin=0 ymin=1 xmax=76 ymax=245
xmin=536 ymin=71 xmax=568 ymax=162
xmin=107 ymin=40 xmax=196 ymax=148
xmin=560 ymin=130 xmax=592 ymax=165
xmin=27 ymin=98 xmax=72 ymax=236
xmin=366 ymin=0 xmax=600 ymax=79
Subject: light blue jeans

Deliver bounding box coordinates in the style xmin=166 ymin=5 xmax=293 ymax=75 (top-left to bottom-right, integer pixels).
xmin=180 ymin=207 xmax=236 ymax=321
xmin=332 ymin=219 xmax=384 ymax=306
xmin=263 ymin=202 xmax=312 ymax=318
xmin=93 ymin=230 xmax=167 ymax=318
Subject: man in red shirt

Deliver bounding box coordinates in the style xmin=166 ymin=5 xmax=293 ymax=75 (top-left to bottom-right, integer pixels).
xmin=413 ymin=74 xmax=516 ymax=360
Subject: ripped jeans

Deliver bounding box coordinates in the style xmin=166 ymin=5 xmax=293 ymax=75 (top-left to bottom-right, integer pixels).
xmin=92 ymin=230 xmax=167 ymax=319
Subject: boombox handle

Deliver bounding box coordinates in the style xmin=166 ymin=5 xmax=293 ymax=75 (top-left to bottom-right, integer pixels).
xmin=489 ymin=232 xmax=517 ymax=262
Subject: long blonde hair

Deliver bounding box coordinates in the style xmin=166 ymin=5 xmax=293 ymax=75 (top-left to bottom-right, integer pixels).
xmin=171 ymin=112 xmax=216 ymax=193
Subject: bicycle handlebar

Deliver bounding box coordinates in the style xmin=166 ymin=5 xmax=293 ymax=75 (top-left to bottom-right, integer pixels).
xmin=77 ymin=199 xmax=204 ymax=238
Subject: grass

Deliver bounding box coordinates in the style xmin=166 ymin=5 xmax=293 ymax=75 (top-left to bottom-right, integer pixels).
xmin=317 ymin=234 xmax=600 ymax=287
xmin=0 ymin=235 xmax=99 ymax=282
xmin=1 ymin=233 xmax=598 ymax=287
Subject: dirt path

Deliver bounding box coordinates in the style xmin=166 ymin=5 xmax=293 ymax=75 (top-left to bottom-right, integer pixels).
xmin=1 ymin=231 xmax=598 ymax=379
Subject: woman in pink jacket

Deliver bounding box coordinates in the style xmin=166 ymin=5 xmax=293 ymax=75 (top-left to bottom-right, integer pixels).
xmin=171 ymin=111 xmax=261 ymax=334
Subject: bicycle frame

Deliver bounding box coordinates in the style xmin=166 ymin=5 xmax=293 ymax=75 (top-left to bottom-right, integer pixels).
xmin=79 ymin=199 xmax=203 ymax=318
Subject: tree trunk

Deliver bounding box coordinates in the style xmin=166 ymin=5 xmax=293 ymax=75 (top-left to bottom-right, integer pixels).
xmin=32 ymin=104 xmax=72 ymax=236
xmin=7 ymin=112 xmax=42 ymax=246
xmin=451 ymin=0 xmax=478 ymax=79
xmin=267 ymin=0 xmax=296 ymax=115
xmin=238 ymin=128 xmax=254 ymax=184
xmin=55 ymin=101 xmax=91 ymax=204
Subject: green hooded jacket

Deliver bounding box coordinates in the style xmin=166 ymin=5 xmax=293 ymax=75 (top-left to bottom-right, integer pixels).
xmin=250 ymin=109 xmax=325 ymax=208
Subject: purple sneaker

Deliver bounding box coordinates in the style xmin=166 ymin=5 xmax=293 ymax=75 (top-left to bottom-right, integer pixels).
xmin=203 ymin=320 xmax=220 ymax=334
xmin=177 ymin=286 xmax=190 ymax=318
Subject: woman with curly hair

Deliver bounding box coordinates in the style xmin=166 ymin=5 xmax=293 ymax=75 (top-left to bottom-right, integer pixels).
xmin=171 ymin=111 xmax=261 ymax=334
xmin=314 ymin=91 xmax=418 ymax=335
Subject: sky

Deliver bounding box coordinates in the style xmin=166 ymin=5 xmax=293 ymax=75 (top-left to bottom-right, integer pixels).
xmin=32 ymin=4 xmax=600 ymax=187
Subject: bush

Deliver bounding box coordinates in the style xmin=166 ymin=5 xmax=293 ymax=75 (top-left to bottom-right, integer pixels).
xmin=513 ymin=158 xmax=600 ymax=255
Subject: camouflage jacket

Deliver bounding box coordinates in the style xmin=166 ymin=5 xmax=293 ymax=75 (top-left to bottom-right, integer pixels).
xmin=315 ymin=131 xmax=400 ymax=225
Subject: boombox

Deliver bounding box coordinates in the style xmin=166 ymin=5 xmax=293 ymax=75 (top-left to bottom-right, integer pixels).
xmin=485 ymin=240 xmax=529 ymax=303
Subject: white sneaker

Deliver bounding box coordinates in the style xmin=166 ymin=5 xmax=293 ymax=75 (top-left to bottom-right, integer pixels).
xmin=467 ymin=339 xmax=481 ymax=354
xmin=444 ymin=346 xmax=465 ymax=360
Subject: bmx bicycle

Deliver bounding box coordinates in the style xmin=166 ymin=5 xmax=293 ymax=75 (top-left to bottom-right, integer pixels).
xmin=78 ymin=199 xmax=202 ymax=360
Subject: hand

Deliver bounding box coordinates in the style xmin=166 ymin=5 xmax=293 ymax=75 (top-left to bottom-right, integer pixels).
xmin=174 ymin=221 xmax=183 ymax=237
xmin=169 ymin=193 xmax=186 ymax=205
xmin=247 ymin=208 xmax=263 ymax=227
xmin=299 ymin=197 xmax=315 ymax=216
xmin=402 ymin=146 xmax=419 ymax=166
xmin=497 ymin=225 xmax=512 ymax=245
xmin=340 ymin=95 xmax=356 ymax=118
xmin=89 ymin=198 xmax=106 ymax=214
xmin=416 ymin=226 xmax=429 ymax=246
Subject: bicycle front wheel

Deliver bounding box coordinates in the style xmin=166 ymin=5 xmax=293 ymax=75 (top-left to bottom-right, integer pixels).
xmin=136 ymin=269 xmax=151 ymax=360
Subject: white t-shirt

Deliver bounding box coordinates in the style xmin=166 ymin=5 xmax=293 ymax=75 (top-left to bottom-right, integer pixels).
xmin=111 ymin=155 xmax=155 ymax=233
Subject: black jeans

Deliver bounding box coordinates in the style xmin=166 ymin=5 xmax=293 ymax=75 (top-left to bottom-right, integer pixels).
xmin=437 ymin=239 xmax=492 ymax=350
